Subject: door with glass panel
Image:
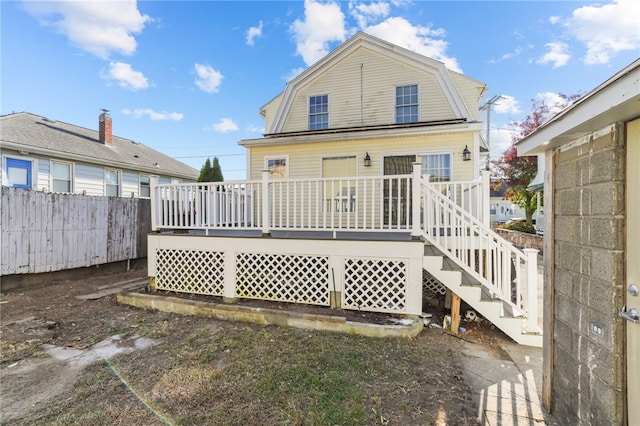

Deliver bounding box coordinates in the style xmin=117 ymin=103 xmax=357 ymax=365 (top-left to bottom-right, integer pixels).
xmin=383 ymin=155 xmax=415 ymax=227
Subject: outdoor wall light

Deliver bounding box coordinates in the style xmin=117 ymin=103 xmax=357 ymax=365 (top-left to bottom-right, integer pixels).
xmin=462 ymin=145 xmax=471 ymax=161
xmin=364 ymin=152 xmax=371 ymax=167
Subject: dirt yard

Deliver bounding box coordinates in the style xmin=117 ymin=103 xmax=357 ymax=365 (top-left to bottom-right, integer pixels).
xmin=1 ymin=268 xmax=511 ymax=425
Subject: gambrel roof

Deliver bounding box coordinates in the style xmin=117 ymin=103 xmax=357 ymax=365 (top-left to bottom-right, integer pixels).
xmin=264 ymin=32 xmax=486 ymax=135
xmin=0 ymin=112 xmax=198 ymax=180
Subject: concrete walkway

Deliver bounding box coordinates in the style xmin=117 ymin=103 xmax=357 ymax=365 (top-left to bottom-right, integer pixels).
xmin=460 ymin=340 xmax=559 ymax=425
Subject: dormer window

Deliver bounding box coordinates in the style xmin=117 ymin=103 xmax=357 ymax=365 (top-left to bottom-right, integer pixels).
xmin=395 ymin=85 xmax=418 ymax=123
xmin=309 ymin=95 xmax=328 ymax=130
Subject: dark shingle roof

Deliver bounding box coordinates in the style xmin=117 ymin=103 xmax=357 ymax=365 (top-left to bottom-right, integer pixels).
xmin=0 ymin=112 xmax=198 ymax=179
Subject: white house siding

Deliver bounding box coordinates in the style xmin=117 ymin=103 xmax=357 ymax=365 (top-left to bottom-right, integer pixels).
xmin=263 ymin=93 xmax=283 ymax=134
xmin=248 ymin=132 xmax=476 ymax=181
xmin=279 ymin=46 xmax=456 ymax=133
xmin=122 ymin=171 xmax=140 ymax=198
xmin=36 ymin=155 xmax=49 ymax=190
xmin=448 ymin=71 xmax=485 ymax=122
xmin=75 ymin=162 xmax=105 ymax=196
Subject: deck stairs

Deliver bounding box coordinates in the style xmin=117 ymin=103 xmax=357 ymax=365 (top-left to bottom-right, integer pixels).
xmin=422 ymin=244 xmax=542 ymax=347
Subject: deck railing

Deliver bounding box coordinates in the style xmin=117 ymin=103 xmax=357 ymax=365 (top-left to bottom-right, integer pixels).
xmin=150 ymin=168 xmax=491 ymax=234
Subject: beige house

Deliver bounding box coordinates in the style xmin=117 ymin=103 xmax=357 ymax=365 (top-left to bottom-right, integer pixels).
xmin=147 ymin=33 xmax=542 ymax=346
xmin=517 ymin=58 xmax=640 ymax=425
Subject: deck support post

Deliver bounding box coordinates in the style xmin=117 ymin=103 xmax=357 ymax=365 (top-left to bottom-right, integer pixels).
xmin=411 ymin=162 xmax=422 ymax=238
xmin=450 ymin=292 xmax=461 ymax=334
xmin=261 ymin=170 xmax=271 ymax=236
xmin=524 ymin=248 xmax=541 ymax=333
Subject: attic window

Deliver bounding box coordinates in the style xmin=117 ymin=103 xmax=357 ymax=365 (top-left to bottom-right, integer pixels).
xmin=395 ymin=85 xmax=418 ymax=123
xmin=309 ymin=95 xmax=328 ymax=130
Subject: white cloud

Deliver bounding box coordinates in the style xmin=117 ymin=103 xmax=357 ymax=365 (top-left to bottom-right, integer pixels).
xmin=194 ymin=63 xmax=223 ymax=93
xmin=284 ymin=67 xmax=306 ymax=82
xmin=537 ymin=42 xmax=570 ymax=68
xmin=211 ymin=118 xmax=238 ymax=133
xmin=23 ymin=0 xmax=150 ymax=59
xmin=291 ymin=0 xmax=347 ymax=66
xmin=102 ymin=62 xmax=149 ymax=90
xmin=245 ymin=123 xmax=264 ymax=134
xmin=365 ymin=17 xmax=461 ymax=72
xmin=492 ymin=95 xmax=521 ymax=115
xmin=488 ymin=127 xmax=515 ymax=160
xmin=548 ymin=16 xmax=560 ymax=25
xmin=534 ymin=92 xmax=570 ymax=116
xmin=564 ymin=0 xmax=640 ymax=65
xmin=246 ymin=21 xmax=263 ymax=46
xmin=122 ymin=108 xmax=183 ymax=121
xmin=349 ymin=1 xmax=390 ymax=28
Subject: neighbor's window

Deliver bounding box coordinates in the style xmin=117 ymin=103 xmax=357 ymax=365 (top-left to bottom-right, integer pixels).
xmin=420 ymin=153 xmax=451 ymax=182
xmin=309 ymin=95 xmax=328 ymax=130
xmin=105 ymin=169 xmax=120 ymax=197
xmin=322 ymin=156 xmax=356 ymax=212
xmin=266 ymin=157 xmax=287 ymax=179
xmin=4 ymin=157 xmax=32 ymax=189
xmin=139 ymin=174 xmax=150 ymax=198
xmin=395 ymin=84 xmax=418 ymax=124
xmin=51 ymin=161 xmax=72 ymax=193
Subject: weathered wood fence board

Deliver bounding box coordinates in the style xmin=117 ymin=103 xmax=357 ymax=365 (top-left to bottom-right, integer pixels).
xmin=1 ymin=187 xmax=150 ymax=275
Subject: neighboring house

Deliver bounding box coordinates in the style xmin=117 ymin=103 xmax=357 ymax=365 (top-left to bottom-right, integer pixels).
xmin=0 ymin=111 xmax=198 ymax=196
xmin=517 ymin=58 xmax=639 ymax=425
xmin=490 ymin=183 xmax=525 ymax=224
xmin=146 ymin=32 xmax=542 ymax=346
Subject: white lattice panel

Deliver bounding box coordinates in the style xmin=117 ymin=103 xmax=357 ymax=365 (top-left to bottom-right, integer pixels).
xmin=343 ymin=258 xmax=407 ymax=313
xmin=155 ymin=249 xmax=224 ymax=296
xmin=423 ymin=270 xmax=447 ymax=298
xmin=235 ymin=253 xmax=330 ymax=305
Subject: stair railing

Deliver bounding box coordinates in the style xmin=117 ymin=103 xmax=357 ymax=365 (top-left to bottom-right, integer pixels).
xmin=413 ymin=164 xmax=539 ymax=331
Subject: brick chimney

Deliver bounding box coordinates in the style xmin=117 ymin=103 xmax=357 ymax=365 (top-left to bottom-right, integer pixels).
xmin=99 ymin=109 xmax=112 ymax=145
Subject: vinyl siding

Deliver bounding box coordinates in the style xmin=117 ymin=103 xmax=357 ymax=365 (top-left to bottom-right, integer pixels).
xmin=75 ymin=163 xmax=105 ymax=195
xmin=248 ymin=132 xmax=475 ymax=181
xmin=448 ymin=71 xmax=485 ymax=121
xmin=263 ymin=93 xmax=283 ymax=134
xmin=122 ymin=171 xmax=140 ymax=198
xmin=276 ymin=46 xmax=458 ymax=133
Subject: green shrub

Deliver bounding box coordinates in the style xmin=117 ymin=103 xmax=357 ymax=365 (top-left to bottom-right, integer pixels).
xmin=499 ymin=221 xmax=536 ymax=234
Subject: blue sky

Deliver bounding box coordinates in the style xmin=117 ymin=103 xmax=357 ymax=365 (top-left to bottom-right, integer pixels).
xmin=2 ymin=0 xmax=639 ymax=180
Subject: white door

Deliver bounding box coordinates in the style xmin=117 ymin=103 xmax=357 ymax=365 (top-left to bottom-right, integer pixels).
xmin=626 ymin=118 xmax=640 ymax=426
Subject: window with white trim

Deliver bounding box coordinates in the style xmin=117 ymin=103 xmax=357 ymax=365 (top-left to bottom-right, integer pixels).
xmin=51 ymin=161 xmax=73 ymax=193
xmin=420 ymin=153 xmax=451 ymax=182
xmin=322 ymin=156 xmax=356 ymax=212
xmin=395 ymin=84 xmax=418 ymax=123
xmin=105 ymin=169 xmax=120 ymax=197
xmin=309 ymin=95 xmax=328 ymax=130
xmin=266 ymin=157 xmax=287 ymax=179
xmin=139 ymin=174 xmax=150 ymax=198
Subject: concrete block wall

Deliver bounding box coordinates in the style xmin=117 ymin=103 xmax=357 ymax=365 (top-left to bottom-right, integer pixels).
xmin=552 ymin=123 xmax=626 ymax=425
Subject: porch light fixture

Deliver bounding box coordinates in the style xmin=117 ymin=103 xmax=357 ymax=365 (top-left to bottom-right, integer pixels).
xmin=462 ymin=145 xmax=471 ymax=161
xmin=364 ymin=152 xmax=371 ymax=167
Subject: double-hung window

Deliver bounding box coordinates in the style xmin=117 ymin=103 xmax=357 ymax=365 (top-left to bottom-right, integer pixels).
xmin=322 ymin=156 xmax=356 ymax=212
xmin=395 ymin=84 xmax=418 ymax=123
xmin=420 ymin=153 xmax=451 ymax=182
xmin=309 ymin=95 xmax=328 ymax=130
xmin=51 ymin=161 xmax=72 ymax=193
xmin=105 ymin=169 xmax=120 ymax=197
xmin=139 ymin=174 xmax=150 ymax=198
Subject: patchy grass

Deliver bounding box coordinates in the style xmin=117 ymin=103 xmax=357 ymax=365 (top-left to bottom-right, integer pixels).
xmin=18 ymin=322 xmax=476 ymax=425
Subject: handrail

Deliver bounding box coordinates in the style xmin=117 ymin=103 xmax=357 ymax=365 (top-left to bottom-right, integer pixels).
xmin=420 ymin=173 xmax=538 ymax=325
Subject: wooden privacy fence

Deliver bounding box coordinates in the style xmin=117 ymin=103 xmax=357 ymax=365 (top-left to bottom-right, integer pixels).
xmin=1 ymin=187 xmax=150 ymax=275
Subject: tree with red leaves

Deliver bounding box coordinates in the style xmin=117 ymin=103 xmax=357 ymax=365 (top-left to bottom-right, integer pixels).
xmin=492 ymin=93 xmax=581 ymax=225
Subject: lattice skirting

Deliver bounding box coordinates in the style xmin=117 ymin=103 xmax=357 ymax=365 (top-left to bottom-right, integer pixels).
xmin=155 ymin=248 xmax=225 ymax=296
xmin=343 ymin=258 xmax=407 ymax=313
xmin=152 ymin=243 xmax=420 ymax=315
xmin=422 ymin=270 xmax=447 ymax=299
xmin=235 ymin=252 xmax=330 ymax=305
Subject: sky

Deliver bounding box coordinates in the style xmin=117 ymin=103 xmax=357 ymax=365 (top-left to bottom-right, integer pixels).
xmin=2 ymin=0 xmax=639 ymax=180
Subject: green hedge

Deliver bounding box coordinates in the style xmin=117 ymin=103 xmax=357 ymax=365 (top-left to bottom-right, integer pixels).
xmin=498 ymin=221 xmax=536 ymax=234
